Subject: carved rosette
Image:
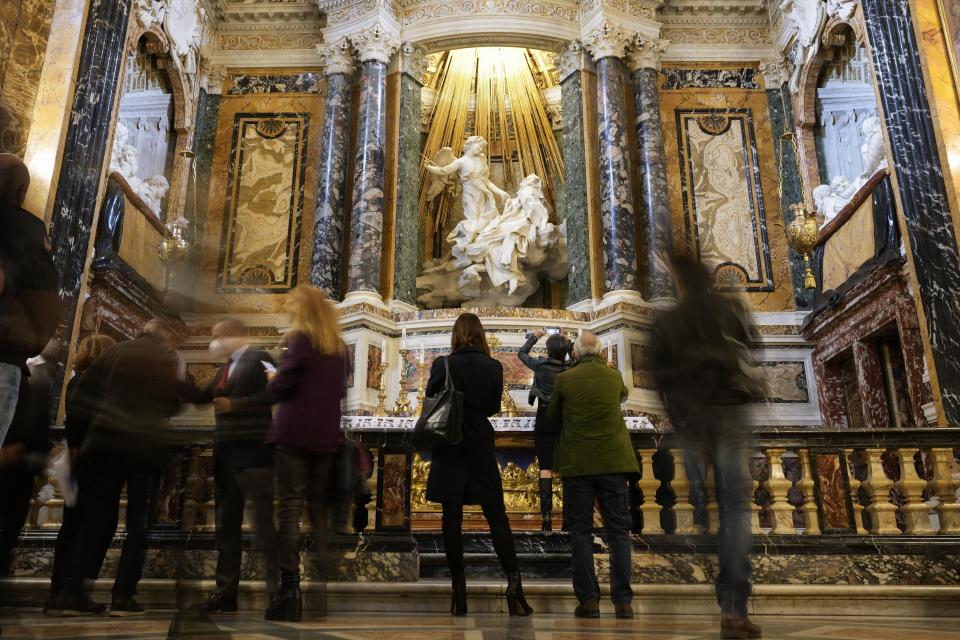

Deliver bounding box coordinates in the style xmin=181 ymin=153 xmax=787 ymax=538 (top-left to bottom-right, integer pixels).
xmin=627 ymin=37 xmax=669 ymax=72
xmin=556 ymin=40 xmax=583 ymax=82
xmin=317 ymin=37 xmax=357 ymax=76
xmin=758 ymin=59 xmax=787 ymax=89
xmin=400 ymin=41 xmax=429 ymax=84
xmin=348 ymin=22 xmax=401 ymax=64
xmin=583 ymin=21 xmax=634 ymax=61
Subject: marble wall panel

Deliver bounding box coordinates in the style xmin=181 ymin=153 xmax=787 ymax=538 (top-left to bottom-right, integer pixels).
xmin=197 ymin=92 xmax=324 ymax=313
xmin=392 ymin=73 xmax=424 ymax=306
xmin=813 ymin=452 xmax=854 ymax=531
xmin=367 ymin=344 xmax=384 ymax=389
xmin=631 ymin=343 xmax=655 ymax=389
xmin=229 ymin=73 xmax=322 ymax=95
xmin=0 ymin=0 xmax=55 ymax=156
xmin=822 ymin=199 xmax=878 ymax=292
xmin=760 ymin=361 xmax=810 ymax=403
xmin=661 ymin=87 xmax=796 ymax=312
xmin=561 ymin=72 xmax=592 ymax=305
xmin=346 ymin=342 xmax=356 ymax=387
xmin=379 ymin=451 xmax=410 ymax=530
xmin=661 ymin=67 xmax=759 ymax=90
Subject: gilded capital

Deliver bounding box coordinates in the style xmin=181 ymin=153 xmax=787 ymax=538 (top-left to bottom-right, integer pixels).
xmin=627 ymin=37 xmax=668 ymax=72
xmin=582 ymin=21 xmax=634 ymax=61
xmin=400 ymin=41 xmax=429 ymax=84
xmin=556 ymin=40 xmax=583 ymax=82
xmin=317 ymin=37 xmax=356 ymax=76
xmin=758 ymin=59 xmax=787 ymax=89
xmin=349 ymin=21 xmax=401 ymax=64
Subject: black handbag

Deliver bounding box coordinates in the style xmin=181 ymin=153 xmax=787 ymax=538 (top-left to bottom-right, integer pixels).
xmin=412 ymin=356 xmax=464 ymax=450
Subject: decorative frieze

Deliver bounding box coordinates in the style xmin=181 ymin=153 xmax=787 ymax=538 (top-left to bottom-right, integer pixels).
xmin=627 ymin=36 xmax=669 ymax=71
xmin=583 ymin=20 xmax=634 ymax=61
xmin=401 ymin=0 xmax=579 ymax=27
xmin=661 ymin=67 xmax=760 ymax=90
xmin=317 ymin=37 xmax=357 ymax=76
xmin=659 ymin=27 xmax=769 ymax=44
xmin=348 ymin=21 xmax=401 ymax=64
xmin=215 ymin=32 xmax=322 ymax=51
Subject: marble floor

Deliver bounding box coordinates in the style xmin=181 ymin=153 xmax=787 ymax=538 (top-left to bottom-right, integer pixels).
xmin=0 ymin=611 xmax=958 ymax=640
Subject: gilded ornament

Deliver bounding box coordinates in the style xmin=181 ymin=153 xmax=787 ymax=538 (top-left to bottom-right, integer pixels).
xmin=255 ymin=119 xmax=287 ymax=139
xmin=786 ymin=201 xmax=821 ymax=289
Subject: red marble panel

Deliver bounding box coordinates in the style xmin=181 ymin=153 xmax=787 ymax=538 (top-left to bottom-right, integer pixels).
xmin=814 ymin=452 xmax=851 ymax=531
xmin=380 ymin=452 xmax=409 ymax=529
xmin=853 ymin=341 xmax=890 ymax=430
xmin=367 ymin=344 xmax=383 ymax=390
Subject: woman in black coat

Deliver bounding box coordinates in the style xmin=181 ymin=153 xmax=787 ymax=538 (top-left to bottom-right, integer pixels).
xmin=425 ymin=313 xmax=532 ymax=617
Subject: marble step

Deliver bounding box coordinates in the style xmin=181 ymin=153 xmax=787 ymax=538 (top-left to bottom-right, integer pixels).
xmin=3 ymin=579 xmax=959 ymax=618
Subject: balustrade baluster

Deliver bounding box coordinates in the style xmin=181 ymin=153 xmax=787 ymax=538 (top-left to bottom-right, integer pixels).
xmin=844 ymin=448 xmax=869 ymax=535
xmin=861 ymin=448 xmax=900 ymax=534
xmin=638 ymin=449 xmax=664 ymax=534
xmin=750 ymin=451 xmax=766 ymax=534
xmin=670 ymin=450 xmax=698 ymax=535
xmin=896 ymin=448 xmax=934 ymax=534
xmin=928 ymin=448 xmax=960 ymax=534
xmin=765 ymin=448 xmax=797 ymax=533
xmin=797 ymin=449 xmax=822 ymax=535
xmin=703 ymin=462 xmax=720 ymax=534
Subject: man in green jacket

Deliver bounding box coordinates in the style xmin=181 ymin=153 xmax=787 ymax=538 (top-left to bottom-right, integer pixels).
xmin=549 ymin=332 xmax=639 ymax=619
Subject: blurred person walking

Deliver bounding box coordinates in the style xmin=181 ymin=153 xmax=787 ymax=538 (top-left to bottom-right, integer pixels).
xmin=57 ymin=319 xmax=187 ymax=617
xmin=550 ymin=332 xmax=638 ymax=619
xmin=264 ymin=286 xmax=350 ymax=622
xmin=191 ymin=318 xmax=279 ymax=613
xmin=45 ymin=334 xmax=116 ymax=613
xmin=650 ymin=254 xmax=764 ymax=640
xmin=517 ymin=329 xmax=571 ymax=530
xmin=0 ymin=154 xmax=58 ymax=449
xmin=426 ymin=313 xmax=532 ymax=618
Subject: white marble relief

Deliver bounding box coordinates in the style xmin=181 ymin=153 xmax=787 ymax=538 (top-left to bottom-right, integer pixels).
xmin=813 ymin=116 xmax=887 ymax=222
xmin=109 ymin=122 xmax=170 ymax=217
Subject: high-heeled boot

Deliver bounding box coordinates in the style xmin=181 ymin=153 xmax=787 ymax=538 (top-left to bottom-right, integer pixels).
xmin=505 ymin=571 xmax=534 ymax=616
xmin=538 ymin=478 xmax=553 ymax=531
xmin=450 ymin=571 xmax=467 ymax=616
xmin=264 ymin=572 xmax=302 ymax=622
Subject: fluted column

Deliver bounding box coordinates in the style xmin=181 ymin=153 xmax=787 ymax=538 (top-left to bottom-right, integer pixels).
xmin=583 ymin=23 xmax=639 ymax=296
xmin=311 ymin=38 xmax=356 ymax=298
xmin=628 ymin=38 xmax=674 ymax=301
xmin=344 ymin=24 xmax=399 ymax=298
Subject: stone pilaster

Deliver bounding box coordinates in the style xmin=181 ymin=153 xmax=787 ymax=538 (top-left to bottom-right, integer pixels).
xmin=48 ymin=0 xmax=131 ymax=397
xmin=861 ymin=0 xmax=960 ymax=425
xmin=557 ymin=41 xmax=592 ymax=306
xmin=392 ymin=42 xmax=427 ymax=306
xmin=344 ymin=24 xmax=400 ymax=297
xmin=312 ymin=38 xmax=356 ymax=298
xmin=628 ymin=37 xmax=673 ymax=301
xmin=760 ymin=59 xmax=812 ymax=309
xmin=583 ymin=22 xmax=639 ymax=296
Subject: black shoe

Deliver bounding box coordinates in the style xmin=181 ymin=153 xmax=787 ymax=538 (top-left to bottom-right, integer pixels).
xmin=614 ymin=602 xmax=634 ymax=619
xmin=42 ymin=596 xmax=63 ymax=617
xmin=109 ymin=596 xmax=146 ymax=617
xmin=575 ymin=599 xmax=600 ymax=618
xmin=59 ymin=594 xmax=106 ymax=617
xmin=721 ymin=615 xmax=762 ymax=639
xmin=199 ymin=592 xmax=238 ymax=613
xmin=450 ymin=572 xmax=467 ymax=617
xmin=505 ymin=571 xmax=533 ymax=617
xmin=541 ymin=512 xmax=553 ymax=532
xmin=264 ymin=588 xmax=302 ymax=622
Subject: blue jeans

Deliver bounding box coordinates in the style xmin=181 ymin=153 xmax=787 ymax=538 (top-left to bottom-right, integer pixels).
xmin=0 ymin=363 xmax=21 ymax=447
xmin=682 ymin=428 xmax=753 ymax=616
xmin=563 ymin=474 xmax=633 ymax=605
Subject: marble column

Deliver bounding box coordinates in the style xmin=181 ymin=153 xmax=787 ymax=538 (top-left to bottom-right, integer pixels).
xmin=861 ymin=0 xmax=960 ymax=425
xmin=628 ymin=39 xmax=673 ymax=301
xmin=760 ymin=60 xmax=812 ymax=309
xmin=311 ymin=38 xmax=355 ymax=299
xmin=558 ymin=41 xmax=592 ymax=306
xmin=48 ymin=0 xmax=131 ymax=342
xmin=584 ymin=23 xmax=639 ymax=296
xmin=392 ymin=43 xmax=427 ymax=307
xmin=344 ymin=25 xmax=400 ymax=298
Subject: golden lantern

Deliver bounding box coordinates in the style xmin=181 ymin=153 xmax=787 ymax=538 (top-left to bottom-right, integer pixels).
xmin=786 ymin=201 xmax=820 ymax=289
xmin=158 ymin=219 xmax=190 ymax=263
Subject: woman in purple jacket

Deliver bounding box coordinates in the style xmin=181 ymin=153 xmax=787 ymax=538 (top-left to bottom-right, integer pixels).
xmin=264 ymin=285 xmax=349 ymax=622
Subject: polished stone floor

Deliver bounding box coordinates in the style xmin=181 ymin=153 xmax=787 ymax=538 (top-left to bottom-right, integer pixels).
xmin=0 ymin=612 xmax=958 ymax=640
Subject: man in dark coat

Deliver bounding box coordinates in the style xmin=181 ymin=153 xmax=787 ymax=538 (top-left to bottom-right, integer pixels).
xmin=0 ymin=154 xmax=59 ymax=451
xmin=57 ymin=318 xmax=187 ymax=617
xmin=650 ymin=254 xmax=763 ymax=640
xmin=190 ymin=318 xmax=278 ymax=613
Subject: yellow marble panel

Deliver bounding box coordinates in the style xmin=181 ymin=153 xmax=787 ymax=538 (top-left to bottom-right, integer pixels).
xmin=117 ymin=197 xmax=166 ymax=292
xmin=0 ymin=0 xmax=54 ymax=157
xmin=198 ymin=91 xmax=323 ymax=313
xmin=661 ymin=88 xmax=795 ymax=312
xmin=821 ymin=199 xmax=877 ymax=292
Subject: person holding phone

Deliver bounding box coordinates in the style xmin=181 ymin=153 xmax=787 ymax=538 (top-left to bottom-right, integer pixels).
xmin=189 ymin=318 xmax=279 ymax=614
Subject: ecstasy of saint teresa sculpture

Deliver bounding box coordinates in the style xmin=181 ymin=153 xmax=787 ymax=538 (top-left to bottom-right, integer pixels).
xmin=416 ymin=136 xmax=568 ymax=308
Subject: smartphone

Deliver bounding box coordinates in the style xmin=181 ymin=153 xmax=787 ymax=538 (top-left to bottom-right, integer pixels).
xmin=261 ymin=361 xmax=277 ymax=374
xmin=545 ymin=327 xmax=561 ymax=335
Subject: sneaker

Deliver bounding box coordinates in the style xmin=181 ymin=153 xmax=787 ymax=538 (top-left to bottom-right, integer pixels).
xmin=199 ymin=592 xmax=238 ymax=614
xmin=574 ymin=599 xmax=600 ymax=618
xmin=59 ymin=594 xmax=106 ymax=617
xmin=614 ymin=602 xmax=634 ymax=619
xmin=109 ymin=596 xmax=146 ymax=617
xmin=721 ymin=615 xmax=762 ymax=639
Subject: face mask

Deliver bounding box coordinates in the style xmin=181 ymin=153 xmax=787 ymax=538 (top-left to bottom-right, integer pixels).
xmin=209 ymin=338 xmax=232 ymax=359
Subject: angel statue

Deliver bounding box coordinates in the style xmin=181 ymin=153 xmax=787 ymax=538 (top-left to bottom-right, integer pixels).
xmin=417 ymin=136 xmax=567 ymax=308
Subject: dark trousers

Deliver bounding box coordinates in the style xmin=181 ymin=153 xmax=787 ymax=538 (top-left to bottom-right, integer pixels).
xmin=0 ymin=465 xmax=37 ymax=576
xmin=274 ymin=446 xmax=335 ymax=578
xmin=563 ymin=473 xmax=633 ymax=605
xmin=441 ymin=501 xmax=518 ymax=576
xmin=62 ymin=466 xmax=158 ymax=598
xmin=214 ymin=464 xmax=279 ymax=596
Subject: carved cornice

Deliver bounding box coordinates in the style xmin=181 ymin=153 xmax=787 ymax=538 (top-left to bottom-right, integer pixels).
xmin=758 ymin=58 xmax=787 ymax=88
xmin=659 ymin=26 xmax=769 ymax=43
xmin=316 ymin=37 xmax=357 ymax=75
xmin=627 ymin=36 xmax=668 ymax=71
xmin=348 ymin=20 xmax=401 ymax=63
xmin=400 ymin=41 xmax=429 ymax=82
xmin=582 ymin=20 xmax=634 ymax=60
xmin=556 ymin=39 xmax=584 ymax=81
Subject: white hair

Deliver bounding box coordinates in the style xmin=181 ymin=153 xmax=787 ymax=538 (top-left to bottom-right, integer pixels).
xmin=574 ymin=332 xmax=601 ymax=357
